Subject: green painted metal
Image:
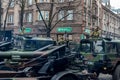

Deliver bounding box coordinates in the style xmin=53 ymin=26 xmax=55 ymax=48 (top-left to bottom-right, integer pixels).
xmin=81 ymin=52 xmax=104 ymax=64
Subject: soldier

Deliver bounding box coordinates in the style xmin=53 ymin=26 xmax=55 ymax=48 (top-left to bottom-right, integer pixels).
xmin=90 ymin=27 xmax=101 ymax=39
xmin=58 ymin=37 xmax=65 ymax=45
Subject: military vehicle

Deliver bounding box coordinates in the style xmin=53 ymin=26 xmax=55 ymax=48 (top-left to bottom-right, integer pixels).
xmin=0 ymin=36 xmax=55 ymax=51
xmin=0 ymin=36 xmax=56 ymax=71
xmin=1 ymin=37 xmax=120 ymax=80
xmin=0 ymin=44 xmax=96 ymax=80
xmin=79 ymin=38 xmax=120 ymax=80
xmin=13 ymin=36 xmax=56 ymax=51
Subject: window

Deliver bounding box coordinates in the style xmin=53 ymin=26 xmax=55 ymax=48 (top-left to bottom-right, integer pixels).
xmin=39 ymin=0 xmax=44 ymax=2
xmin=10 ymin=0 xmax=15 ymax=8
xmin=7 ymin=14 xmax=14 ymax=23
xmin=38 ymin=11 xmax=49 ymax=20
xmin=58 ymin=11 xmax=64 ymax=20
xmin=38 ymin=0 xmax=50 ymax=3
xmin=58 ymin=0 xmax=64 ymax=3
xmin=69 ymin=0 xmax=73 ymax=1
xmin=67 ymin=10 xmax=73 ymax=20
xmin=106 ymin=43 xmax=117 ymax=53
xmin=27 ymin=0 xmax=33 ymax=5
xmin=45 ymin=0 xmax=50 ymax=2
xmin=81 ymin=43 xmax=91 ymax=52
xmin=117 ymin=43 xmax=120 ymax=53
xmin=44 ymin=11 xmax=49 ymax=20
xmin=88 ymin=0 xmax=91 ymax=7
xmin=94 ymin=40 xmax=103 ymax=53
xmin=26 ymin=13 xmax=33 ymax=22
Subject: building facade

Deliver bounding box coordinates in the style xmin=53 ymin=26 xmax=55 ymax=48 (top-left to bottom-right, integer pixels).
xmin=2 ymin=0 xmax=119 ymax=41
xmin=102 ymin=5 xmax=120 ymax=39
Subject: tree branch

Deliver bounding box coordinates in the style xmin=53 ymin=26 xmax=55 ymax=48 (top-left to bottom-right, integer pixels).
xmin=51 ymin=11 xmax=83 ymax=30
xmin=3 ymin=0 xmax=12 ymax=31
xmin=48 ymin=0 xmax=54 ymax=29
xmin=35 ymin=0 xmax=48 ymax=29
xmin=50 ymin=7 xmax=62 ymax=26
xmin=51 ymin=13 xmax=70 ymax=30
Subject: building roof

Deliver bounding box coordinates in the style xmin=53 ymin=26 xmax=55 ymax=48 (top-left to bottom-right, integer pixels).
xmin=102 ymin=5 xmax=120 ymax=19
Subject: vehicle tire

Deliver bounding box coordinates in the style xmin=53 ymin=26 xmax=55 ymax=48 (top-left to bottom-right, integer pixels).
xmin=59 ymin=75 xmax=78 ymax=80
xmin=113 ymin=65 xmax=120 ymax=80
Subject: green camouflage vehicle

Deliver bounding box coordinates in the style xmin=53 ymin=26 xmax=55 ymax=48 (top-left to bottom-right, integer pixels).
xmin=0 ymin=36 xmax=56 ymax=71
xmin=79 ymin=38 xmax=120 ymax=80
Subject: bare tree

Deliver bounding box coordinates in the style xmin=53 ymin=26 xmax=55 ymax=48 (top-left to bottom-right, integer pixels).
xmin=35 ymin=0 xmax=81 ymax=37
xmin=1 ymin=0 xmax=13 ymax=40
xmin=3 ymin=0 xmax=13 ymax=31
xmin=2 ymin=0 xmax=26 ymax=40
xmin=17 ymin=0 xmax=26 ymax=32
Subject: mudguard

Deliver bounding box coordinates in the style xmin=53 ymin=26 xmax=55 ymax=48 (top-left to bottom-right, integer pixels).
xmin=51 ymin=71 xmax=78 ymax=80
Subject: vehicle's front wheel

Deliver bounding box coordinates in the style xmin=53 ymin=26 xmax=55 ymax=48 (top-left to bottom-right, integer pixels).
xmin=113 ymin=65 xmax=120 ymax=80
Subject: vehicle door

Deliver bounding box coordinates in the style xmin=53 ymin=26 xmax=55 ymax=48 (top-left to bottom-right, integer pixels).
xmin=79 ymin=39 xmax=105 ymax=71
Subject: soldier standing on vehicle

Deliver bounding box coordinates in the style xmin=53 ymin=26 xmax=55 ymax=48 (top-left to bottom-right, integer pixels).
xmin=90 ymin=27 xmax=101 ymax=39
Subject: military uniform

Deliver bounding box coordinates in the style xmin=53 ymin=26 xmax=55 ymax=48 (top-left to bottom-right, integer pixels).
xmin=58 ymin=38 xmax=65 ymax=45
xmin=90 ymin=27 xmax=101 ymax=39
xmin=91 ymin=31 xmax=100 ymax=38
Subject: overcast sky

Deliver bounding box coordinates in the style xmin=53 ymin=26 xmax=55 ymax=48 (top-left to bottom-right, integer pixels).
xmin=110 ymin=0 xmax=120 ymax=9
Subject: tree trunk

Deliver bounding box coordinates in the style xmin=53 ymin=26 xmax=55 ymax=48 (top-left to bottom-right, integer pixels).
xmin=47 ymin=0 xmax=54 ymax=37
xmin=3 ymin=0 xmax=12 ymax=41
xmin=20 ymin=1 xmax=25 ymax=30
xmin=46 ymin=29 xmax=51 ymax=37
xmin=3 ymin=0 xmax=12 ymax=31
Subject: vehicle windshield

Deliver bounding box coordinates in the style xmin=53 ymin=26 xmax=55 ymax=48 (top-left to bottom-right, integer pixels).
xmin=105 ymin=42 xmax=120 ymax=53
xmin=80 ymin=39 xmax=104 ymax=53
xmin=94 ymin=40 xmax=104 ymax=53
xmin=13 ymin=36 xmax=55 ymax=51
xmin=24 ymin=40 xmax=37 ymax=51
xmin=80 ymin=42 xmax=91 ymax=52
